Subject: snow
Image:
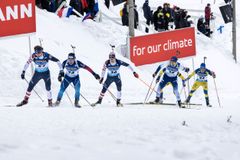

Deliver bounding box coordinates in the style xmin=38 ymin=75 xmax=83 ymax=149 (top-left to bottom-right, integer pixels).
xmin=0 ymin=0 xmax=240 ymax=160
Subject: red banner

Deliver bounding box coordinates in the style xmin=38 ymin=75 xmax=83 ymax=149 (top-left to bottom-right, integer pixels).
xmin=0 ymin=0 xmax=36 ymax=38
xmin=130 ymin=27 xmax=196 ymax=66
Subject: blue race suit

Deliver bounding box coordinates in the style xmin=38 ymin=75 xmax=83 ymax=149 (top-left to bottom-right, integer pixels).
xmin=57 ymin=59 xmax=96 ymax=101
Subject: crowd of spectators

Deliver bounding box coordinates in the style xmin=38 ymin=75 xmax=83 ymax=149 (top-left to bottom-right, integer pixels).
xmin=36 ymin=0 xmax=213 ymax=38
xmin=36 ymin=0 xmax=64 ymax=12
xmin=142 ymin=0 xmax=192 ymax=33
xmin=36 ymin=0 xmax=98 ymax=17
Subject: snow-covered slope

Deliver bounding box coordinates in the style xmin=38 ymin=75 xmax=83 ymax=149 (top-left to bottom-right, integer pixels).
xmin=0 ymin=1 xmax=240 ymax=160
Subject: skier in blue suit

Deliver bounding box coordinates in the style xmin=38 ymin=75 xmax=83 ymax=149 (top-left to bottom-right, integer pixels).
xmin=55 ymin=53 xmax=100 ymax=107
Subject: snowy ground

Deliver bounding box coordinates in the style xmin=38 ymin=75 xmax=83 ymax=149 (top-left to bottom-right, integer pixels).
xmin=1 ymin=107 xmax=240 ymax=160
xmin=0 ymin=0 xmax=240 ymax=160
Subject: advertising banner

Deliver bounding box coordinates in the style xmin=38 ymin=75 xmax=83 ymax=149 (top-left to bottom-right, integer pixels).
xmin=130 ymin=27 xmax=196 ymax=66
xmin=0 ymin=0 xmax=36 ymax=38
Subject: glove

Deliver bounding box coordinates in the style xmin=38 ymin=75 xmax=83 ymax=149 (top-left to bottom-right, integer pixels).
xmin=59 ymin=70 xmax=64 ymax=77
xmin=58 ymin=75 xmax=62 ymax=82
xmin=93 ymin=73 xmax=100 ymax=80
xmin=99 ymin=77 xmax=104 ymax=84
xmin=58 ymin=71 xmax=64 ymax=82
xmin=185 ymin=67 xmax=190 ymax=73
xmin=133 ymin=72 xmax=139 ymax=78
xmin=156 ymin=76 xmax=160 ymax=84
xmin=212 ymin=72 xmax=216 ymax=78
xmin=152 ymin=73 xmax=157 ymax=78
xmin=21 ymin=71 xmax=25 ymax=80
xmin=182 ymin=80 xmax=186 ymax=87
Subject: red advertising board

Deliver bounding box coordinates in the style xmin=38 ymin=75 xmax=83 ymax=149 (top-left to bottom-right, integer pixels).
xmin=130 ymin=27 xmax=196 ymax=66
xmin=0 ymin=0 xmax=36 ymax=38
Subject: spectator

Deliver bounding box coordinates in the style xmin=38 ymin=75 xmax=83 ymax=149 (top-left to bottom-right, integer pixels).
xmin=36 ymin=0 xmax=64 ymax=12
xmin=36 ymin=0 xmax=42 ymax=8
xmin=143 ymin=0 xmax=153 ymax=33
xmin=153 ymin=6 xmax=164 ymax=31
xmin=205 ymin=3 xmax=211 ymax=26
xmin=134 ymin=5 xmax=139 ymax=29
xmin=120 ymin=3 xmax=139 ymax=29
xmin=181 ymin=10 xmax=192 ymax=28
xmin=121 ymin=3 xmax=129 ymax=26
xmin=162 ymin=3 xmax=171 ymax=30
xmin=105 ymin=0 xmax=110 ymax=9
xmin=174 ymin=7 xmax=182 ymax=29
xmin=70 ymin=0 xmax=84 ymax=16
xmin=173 ymin=7 xmax=192 ymax=29
xmin=197 ymin=17 xmax=212 ymax=37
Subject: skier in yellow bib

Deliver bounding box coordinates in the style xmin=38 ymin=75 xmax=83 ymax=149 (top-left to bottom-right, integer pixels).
xmin=184 ymin=63 xmax=216 ymax=107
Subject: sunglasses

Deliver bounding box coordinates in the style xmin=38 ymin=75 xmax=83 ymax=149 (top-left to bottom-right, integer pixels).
xmin=35 ymin=52 xmax=43 ymax=56
xmin=68 ymin=58 xmax=75 ymax=61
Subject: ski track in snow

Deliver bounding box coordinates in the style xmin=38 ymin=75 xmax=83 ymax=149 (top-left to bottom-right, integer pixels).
xmin=0 ymin=0 xmax=240 ymax=160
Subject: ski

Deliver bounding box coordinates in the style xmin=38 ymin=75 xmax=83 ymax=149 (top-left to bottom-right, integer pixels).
xmin=2 ymin=105 xmax=18 ymax=107
xmin=90 ymin=102 xmax=99 ymax=107
xmin=117 ymin=103 xmax=124 ymax=107
xmin=123 ymin=102 xmax=202 ymax=106
xmin=90 ymin=103 xmax=124 ymax=107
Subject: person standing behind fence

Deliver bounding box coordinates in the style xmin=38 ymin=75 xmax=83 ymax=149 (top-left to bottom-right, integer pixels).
xmin=143 ymin=0 xmax=153 ymax=33
xmin=121 ymin=2 xmax=129 ymax=26
xmin=120 ymin=3 xmax=139 ymax=29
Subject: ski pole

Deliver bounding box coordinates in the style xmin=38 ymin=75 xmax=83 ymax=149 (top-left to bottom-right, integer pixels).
xmin=60 ymin=78 xmax=74 ymax=106
xmin=180 ymin=86 xmax=184 ymax=95
xmin=39 ymin=38 xmax=43 ymax=47
xmin=69 ymin=83 xmax=92 ymax=106
xmin=204 ymin=56 xmax=207 ymax=64
xmin=138 ymin=78 xmax=158 ymax=94
xmin=24 ymin=78 xmax=44 ymax=102
xmin=146 ymin=82 xmax=157 ymax=102
xmin=183 ymin=86 xmax=190 ymax=108
xmin=103 ymin=84 xmax=118 ymax=101
xmin=65 ymin=90 xmax=74 ymax=106
xmin=144 ymin=78 xmax=154 ymax=104
xmin=186 ymin=73 xmax=191 ymax=108
xmin=192 ymin=58 xmax=195 ymax=81
xmin=213 ymin=78 xmax=222 ymax=108
xmin=71 ymin=45 xmax=76 ymax=53
xmin=110 ymin=44 xmax=115 ymax=51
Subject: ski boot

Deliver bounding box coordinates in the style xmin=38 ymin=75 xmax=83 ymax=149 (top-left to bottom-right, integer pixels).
xmin=16 ymin=97 xmax=28 ymax=107
xmin=74 ymin=100 xmax=81 ymax=108
xmin=206 ymin=97 xmax=212 ymax=107
xmin=185 ymin=96 xmax=191 ymax=105
xmin=150 ymin=97 xmax=159 ymax=104
xmin=116 ymin=99 xmax=123 ymax=107
xmin=92 ymin=98 xmax=102 ymax=107
xmin=207 ymin=104 xmax=212 ymax=107
xmin=178 ymin=100 xmax=185 ymax=108
xmin=159 ymin=98 xmax=163 ymax=104
xmin=16 ymin=99 xmax=28 ymax=107
xmin=48 ymin=99 xmax=53 ymax=107
xmin=54 ymin=100 xmax=61 ymax=107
